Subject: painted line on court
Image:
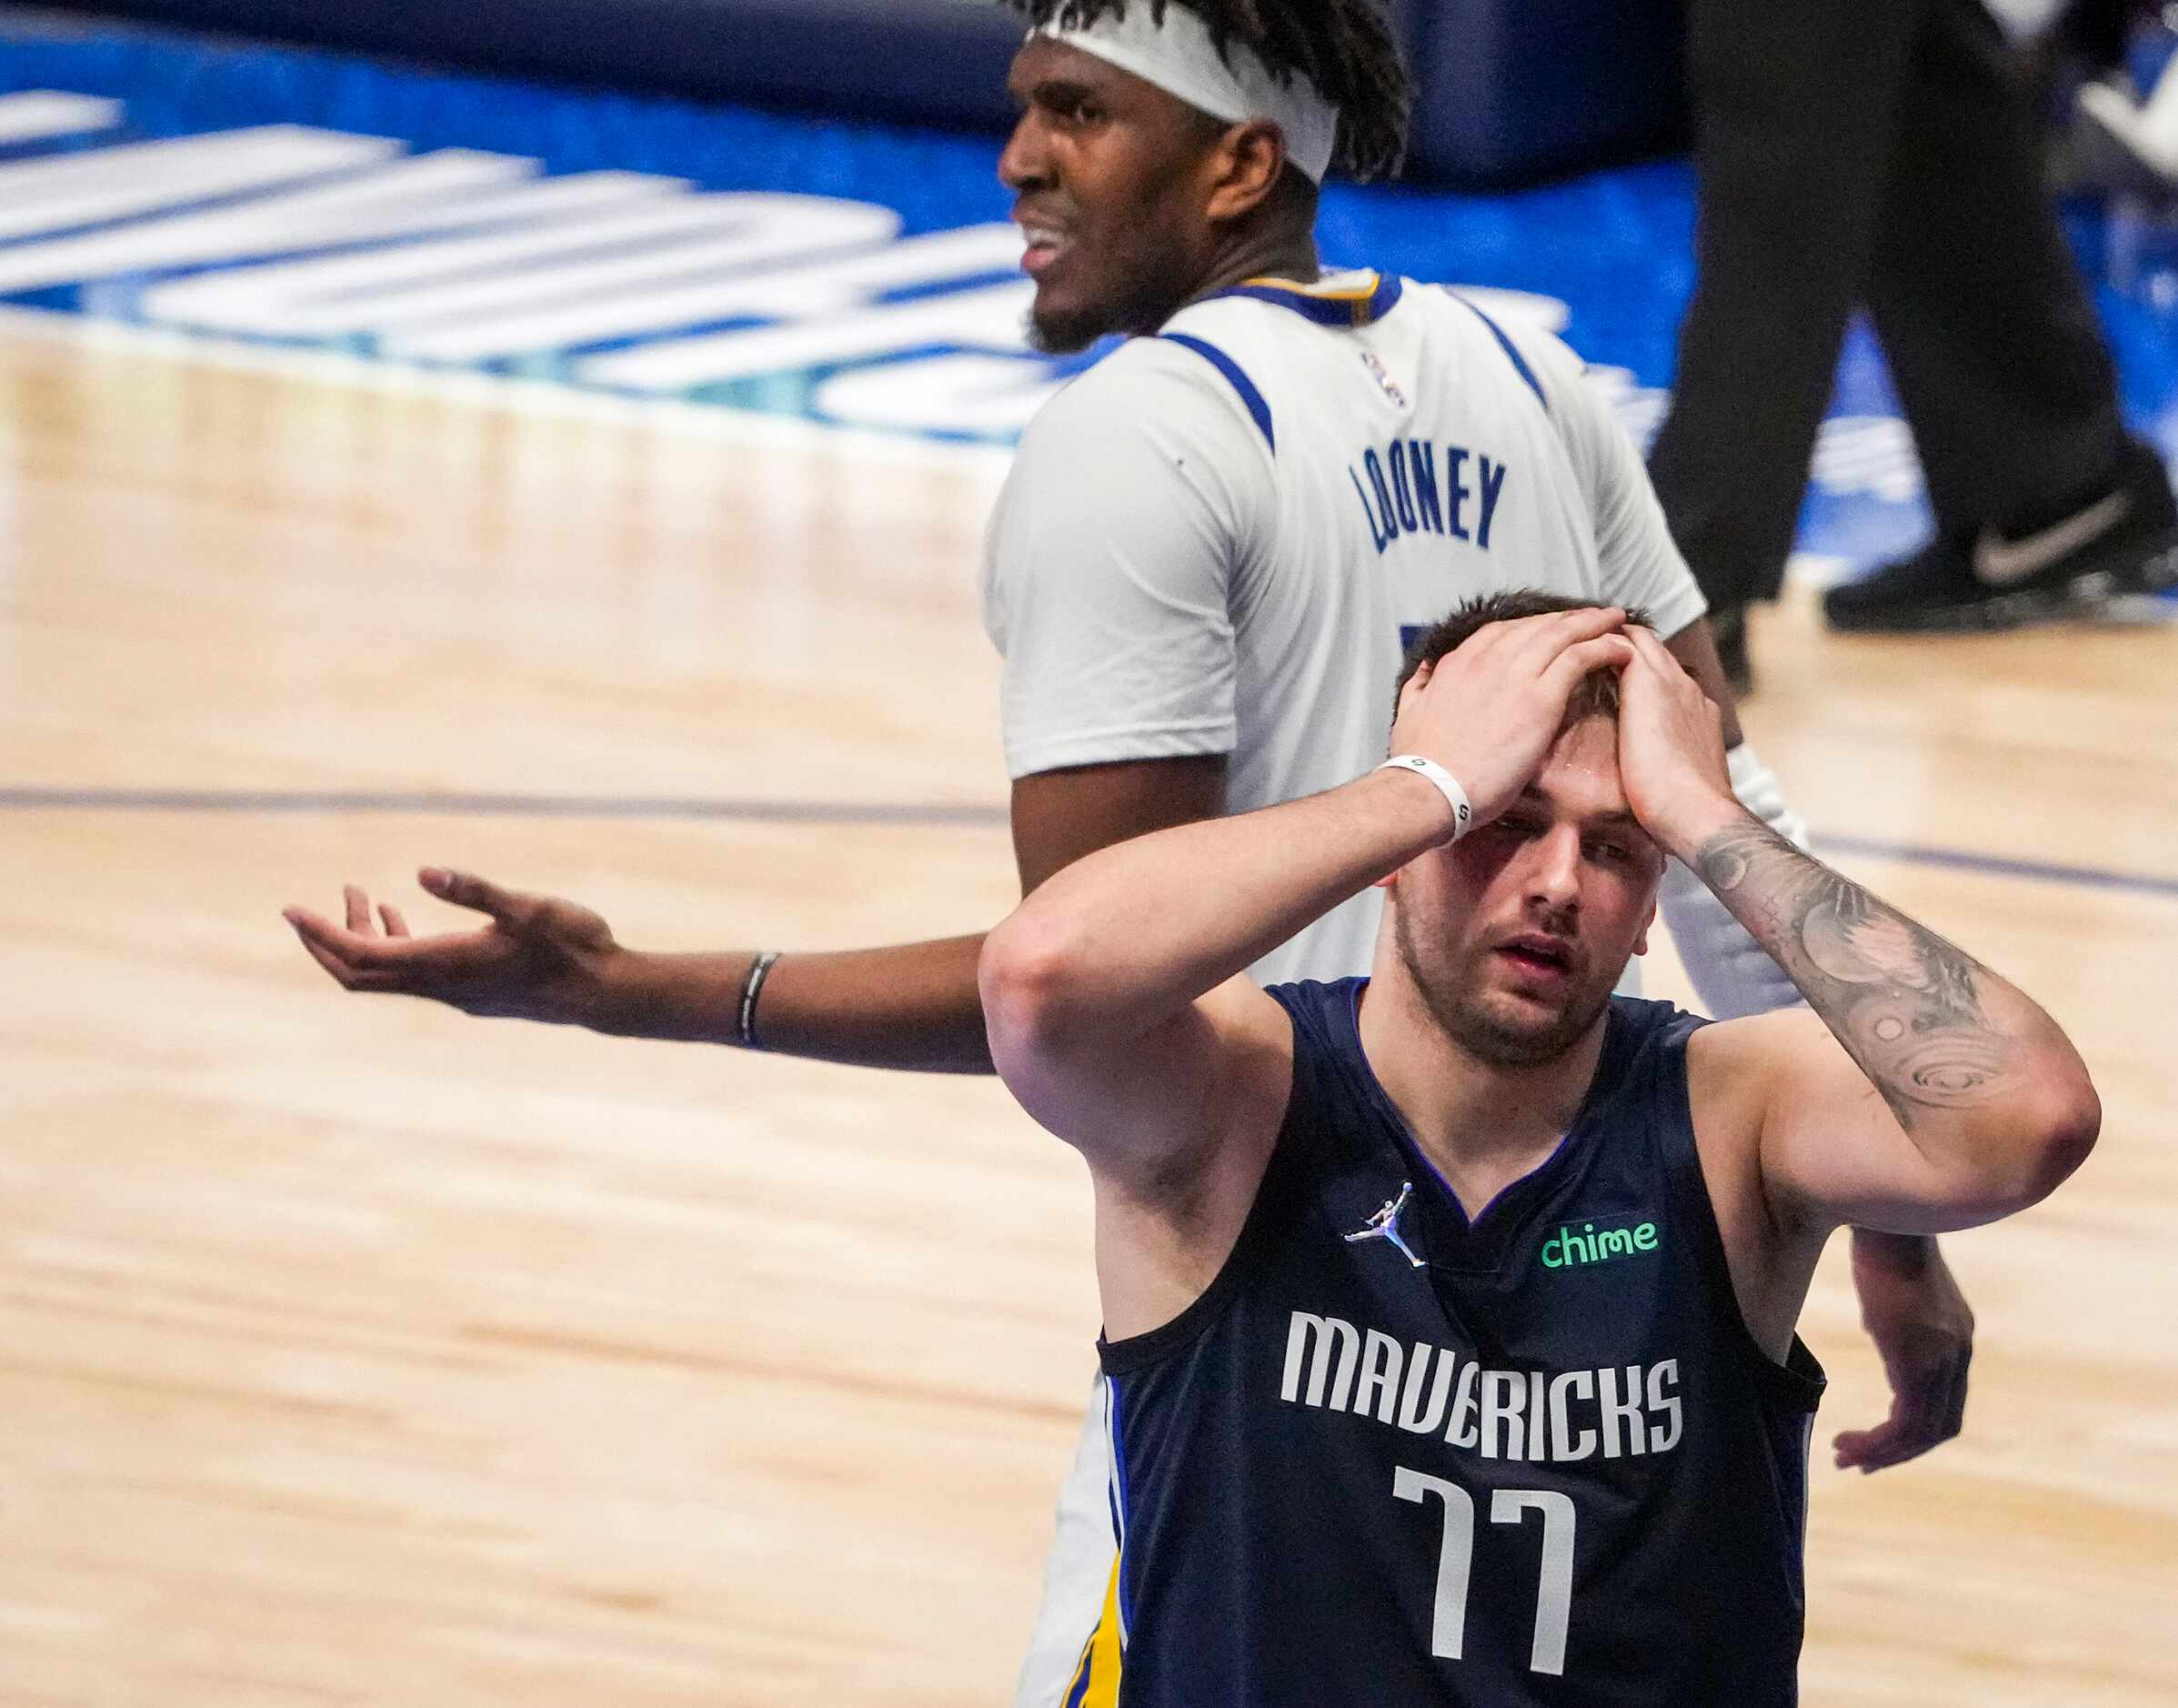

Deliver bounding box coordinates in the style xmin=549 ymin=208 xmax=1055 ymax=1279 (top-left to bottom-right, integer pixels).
xmin=0 ymin=786 xmax=1009 ymax=827
xmin=0 ymin=304 xmax=1016 ymax=476
xmin=4 ymin=785 xmax=2176 ymax=900
xmin=1811 ymin=833 xmax=2178 ymax=901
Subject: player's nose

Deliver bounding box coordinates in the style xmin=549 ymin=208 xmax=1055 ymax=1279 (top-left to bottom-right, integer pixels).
xmin=998 ymin=113 xmax=1053 ymax=193
xmin=1525 ymin=826 xmax=1585 ymax=914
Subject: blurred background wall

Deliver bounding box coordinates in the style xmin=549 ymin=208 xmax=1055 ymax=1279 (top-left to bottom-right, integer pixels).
xmin=55 ymin=0 xmax=1691 ymax=185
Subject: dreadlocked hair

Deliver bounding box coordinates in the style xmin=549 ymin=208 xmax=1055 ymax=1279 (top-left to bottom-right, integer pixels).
xmin=1002 ymin=0 xmax=1411 ymax=181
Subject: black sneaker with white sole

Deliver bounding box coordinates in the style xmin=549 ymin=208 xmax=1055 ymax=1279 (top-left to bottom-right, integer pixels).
xmin=1823 ymin=440 xmax=2178 ymax=633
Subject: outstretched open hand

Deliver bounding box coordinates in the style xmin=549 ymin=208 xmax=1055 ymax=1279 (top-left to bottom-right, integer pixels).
xmin=284 ymin=868 xmax=621 ymax=1025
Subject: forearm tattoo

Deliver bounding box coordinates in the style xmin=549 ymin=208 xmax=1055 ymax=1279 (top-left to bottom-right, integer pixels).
xmin=1695 ymin=821 xmax=2010 ymax=1130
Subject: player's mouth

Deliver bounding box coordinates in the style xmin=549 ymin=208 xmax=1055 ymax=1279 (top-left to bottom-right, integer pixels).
xmin=1019 ymin=222 xmax=1071 ymax=279
xmin=1494 ymin=934 xmax=1576 ymax=983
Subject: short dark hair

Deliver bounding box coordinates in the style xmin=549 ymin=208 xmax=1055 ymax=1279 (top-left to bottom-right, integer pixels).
xmin=1000 ymin=0 xmax=1412 ymax=181
xmin=1396 ymin=591 xmax=1654 ymax=726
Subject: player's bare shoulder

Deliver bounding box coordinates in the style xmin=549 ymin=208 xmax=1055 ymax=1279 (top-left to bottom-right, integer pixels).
xmin=1682 ymin=1010 xmax=1816 ymax=1188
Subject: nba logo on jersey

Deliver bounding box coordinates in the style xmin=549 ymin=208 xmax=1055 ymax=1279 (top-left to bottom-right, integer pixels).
xmin=1360 ymin=347 xmax=1409 ymax=408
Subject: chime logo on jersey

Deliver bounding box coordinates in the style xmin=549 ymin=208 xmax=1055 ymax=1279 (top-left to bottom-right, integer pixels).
xmin=1541 ymin=1217 xmax=1661 ymax=1271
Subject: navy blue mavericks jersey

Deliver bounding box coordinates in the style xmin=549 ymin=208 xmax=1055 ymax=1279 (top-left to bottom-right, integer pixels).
xmin=1081 ymin=980 xmax=1826 ymax=1707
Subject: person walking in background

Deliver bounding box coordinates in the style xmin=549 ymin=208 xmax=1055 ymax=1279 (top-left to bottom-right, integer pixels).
xmin=1648 ymin=0 xmax=2178 ymax=689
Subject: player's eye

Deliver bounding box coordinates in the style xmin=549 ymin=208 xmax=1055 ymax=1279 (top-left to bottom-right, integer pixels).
xmin=1040 ymin=87 xmax=1105 ymax=124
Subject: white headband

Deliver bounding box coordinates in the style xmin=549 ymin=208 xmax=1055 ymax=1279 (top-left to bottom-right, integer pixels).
xmin=1033 ymin=5 xmax=1340 ymax=184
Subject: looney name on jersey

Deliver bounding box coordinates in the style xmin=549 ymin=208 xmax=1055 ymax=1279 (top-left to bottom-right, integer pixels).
xmin=1280 ymin=1310 xmax=1682 ymax=1463
xmin=1347 ymin=439 xmax=1512 ymax=557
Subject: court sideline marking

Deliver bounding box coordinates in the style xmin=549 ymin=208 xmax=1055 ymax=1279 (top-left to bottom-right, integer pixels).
xmin=0 ymin=304 xmax=1018 ymax=476
xmin=3 ymin=784 xmax=2173 ymax=901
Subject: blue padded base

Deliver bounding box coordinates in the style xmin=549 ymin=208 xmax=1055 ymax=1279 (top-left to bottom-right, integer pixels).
xmin=60 ymin=0 xmax=1690 ymax=186
xmin=54 ymin=0 xmax=1029 ymax=127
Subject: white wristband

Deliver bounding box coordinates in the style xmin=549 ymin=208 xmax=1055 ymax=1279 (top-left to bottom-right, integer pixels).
xmin=1377 ymin=755 xmax=1473 ymax=841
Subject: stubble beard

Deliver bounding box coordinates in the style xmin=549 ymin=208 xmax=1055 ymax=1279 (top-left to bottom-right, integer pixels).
xmin=1393 ymin=904 xmax=1615 ymax=1070
xmin=1025 ymin=239 xmax=1197 ymax=355
xmin=1025 ymin=300 xmax=1110 ymax=357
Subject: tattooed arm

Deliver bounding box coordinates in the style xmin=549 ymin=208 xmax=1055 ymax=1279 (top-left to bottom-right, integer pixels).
xmin=1684 ymin=818 xmax=2100 ymax=1233
xmin=1613 ymin=625 xmax=2101 ymax=1238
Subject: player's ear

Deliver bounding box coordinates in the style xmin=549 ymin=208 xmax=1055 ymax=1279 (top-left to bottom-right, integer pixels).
xmin=1203 ymin=120 xmax=1285 ymax=223
xmin=1632 ymin=899 xmax=1655 ymax=958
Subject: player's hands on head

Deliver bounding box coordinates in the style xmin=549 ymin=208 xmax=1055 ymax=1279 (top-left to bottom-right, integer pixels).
xmin=283 ymin=869 xmax=622 ymax=1025
xmin=1390 ymin=607 xmax=1634 ymax=838
xmin=1611 ymin=623 xmax=1739 ymax=859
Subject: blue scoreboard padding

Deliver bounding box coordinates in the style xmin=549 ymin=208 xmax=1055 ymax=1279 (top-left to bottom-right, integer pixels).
xmin=1409 ymin=0 xmax=1686 ymax=186
xmin=64 ymin=0 xmax=1686 ymax=186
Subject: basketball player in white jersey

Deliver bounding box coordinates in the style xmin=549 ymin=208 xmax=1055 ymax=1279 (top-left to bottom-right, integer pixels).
xmin=285 ymin=2 xmax=1975 ymax=1699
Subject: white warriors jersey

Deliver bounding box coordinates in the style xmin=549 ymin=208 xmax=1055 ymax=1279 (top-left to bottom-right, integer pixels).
xmin=982 ymin=274 xmax=1711 ymax=1708
xmin=981 ymin=269 xmax=1705 ymax=991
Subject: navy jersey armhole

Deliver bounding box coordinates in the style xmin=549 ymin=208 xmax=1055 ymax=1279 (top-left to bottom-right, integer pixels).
xmin=1650 ymin=1010 xmax=1828 ymax=1411
xmin=1099 ymin=984 xmax=1322 ymax=1377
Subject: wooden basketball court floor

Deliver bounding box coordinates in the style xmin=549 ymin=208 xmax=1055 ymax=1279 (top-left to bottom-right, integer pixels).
xmin=1 ymin=317 xmax=2174 ymax=1707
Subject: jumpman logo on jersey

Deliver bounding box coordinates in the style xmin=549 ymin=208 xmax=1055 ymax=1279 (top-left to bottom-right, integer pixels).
xmin=1343 ymin=1181 xmax=1426 ymax=1268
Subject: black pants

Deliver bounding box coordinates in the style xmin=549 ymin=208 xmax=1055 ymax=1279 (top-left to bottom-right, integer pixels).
xmin=1647 ymin=0 xmax=2128 ymax=608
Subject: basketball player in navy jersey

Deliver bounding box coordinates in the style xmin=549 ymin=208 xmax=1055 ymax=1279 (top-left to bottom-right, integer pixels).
xmin=980 ymin=595 xmax=2099 ymax=1703
xmin=286 ymin=0 xmax=1972 ymax=1692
